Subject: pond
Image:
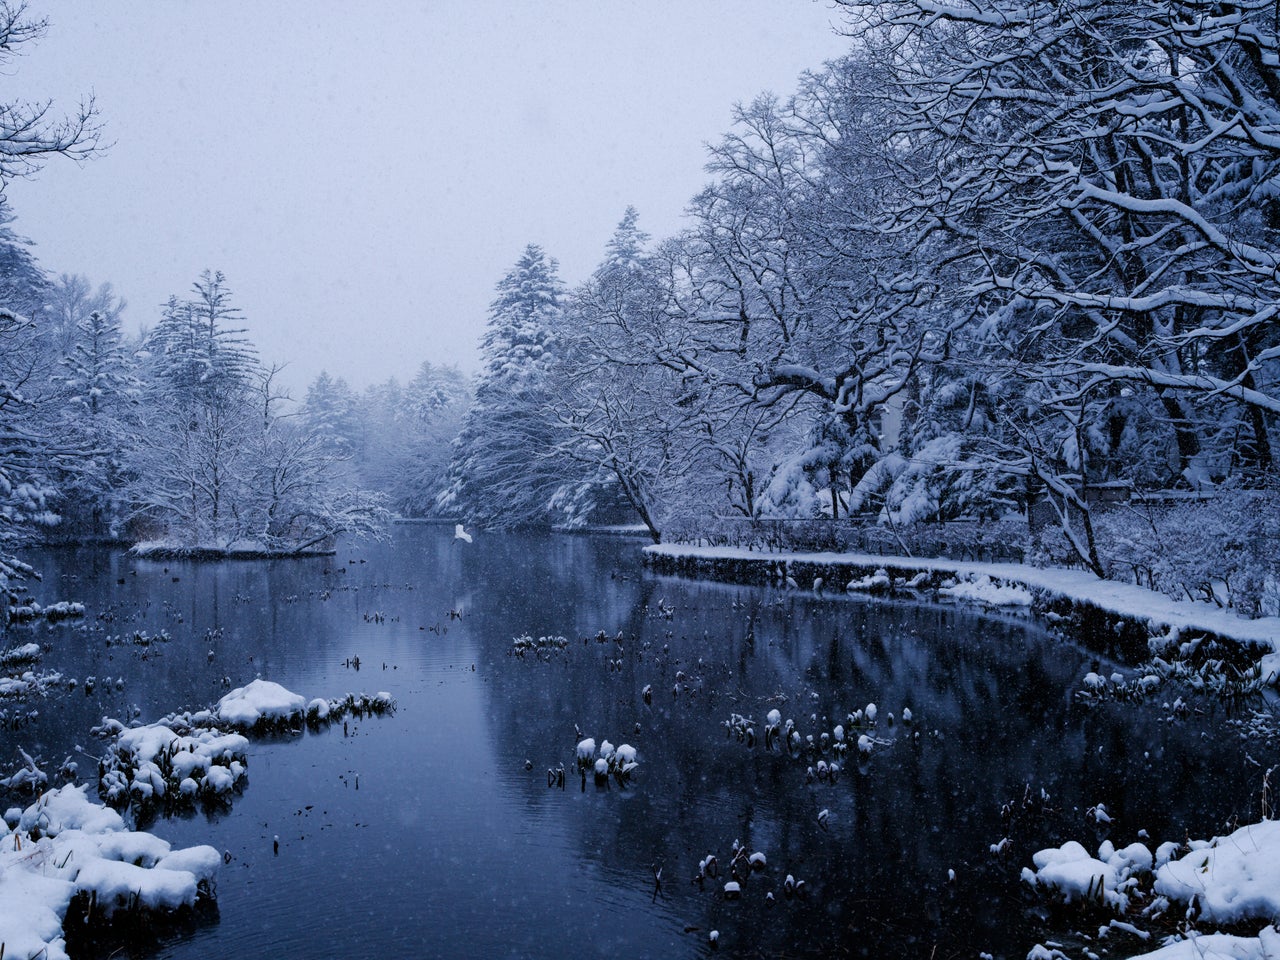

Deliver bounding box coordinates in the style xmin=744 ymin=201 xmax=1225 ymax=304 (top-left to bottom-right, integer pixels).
xmin=2 ymin=525 xmax=1267 ymax=959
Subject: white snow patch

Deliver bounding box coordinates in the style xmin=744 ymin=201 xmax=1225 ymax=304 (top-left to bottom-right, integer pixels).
xmin=939 ymin=575 xmax=1032 ymax=607
xmin=216 ymin=679 xmax=306 ymax=728
xmin=1154 ymin=820 xmax=1280 ymax=925
xmin=0 ymin=785 xmax=219 ymax=959
xmin=1122 ymin=927 xmax=1279 ymax=960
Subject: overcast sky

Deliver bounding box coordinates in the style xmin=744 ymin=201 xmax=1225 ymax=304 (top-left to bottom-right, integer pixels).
xmin=6 ymin=2 xmax=850 ymax=393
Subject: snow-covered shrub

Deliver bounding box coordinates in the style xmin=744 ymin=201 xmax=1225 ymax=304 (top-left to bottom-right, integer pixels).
xmin=1094 ymin=490 xmax=1280 ymax=617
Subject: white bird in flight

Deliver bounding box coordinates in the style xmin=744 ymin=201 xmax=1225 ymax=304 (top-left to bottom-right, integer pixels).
xmin=454 ymin=523 xmax=473 ymax=544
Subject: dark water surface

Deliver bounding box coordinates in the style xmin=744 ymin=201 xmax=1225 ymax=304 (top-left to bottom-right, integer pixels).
xmin=3 ymin=526 xmax=1267 ymax=959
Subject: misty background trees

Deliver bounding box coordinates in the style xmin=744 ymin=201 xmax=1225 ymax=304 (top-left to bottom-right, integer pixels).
xmin=3 ymin=0 xmax=1279 ymax=621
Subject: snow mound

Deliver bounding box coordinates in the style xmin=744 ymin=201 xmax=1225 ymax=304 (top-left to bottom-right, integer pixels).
xmin=1125 ymin=927 xmax=1279 ymax=960
xmin=1022 ymin=839 xmax=1152 ymax=912
xmin=216 ymin=679 xmax=306 ymax=728
xmin=939 ymin=574 xmax=1032 ymax=607
xmin=1154 ymin=820 xmax=1280 ymax=925
xmin=846 ymin=568 xmax=891 ymax=593
xmin=0 ymin=785 xmax=220 ymax=960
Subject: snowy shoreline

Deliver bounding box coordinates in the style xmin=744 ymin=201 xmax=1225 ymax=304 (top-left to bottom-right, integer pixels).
xmin=643 ymin=543 xmax=1280 ymax=661
xmin=128 ymin=542 xmax=336 ymax=560
xmin=646 ymin=543 xmax=1280 ymax=960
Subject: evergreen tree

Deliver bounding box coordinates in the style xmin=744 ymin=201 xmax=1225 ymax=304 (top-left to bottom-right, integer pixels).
xmin=438 ymin=245 xmax=578 ymax=527
xmin=303 ymin=371 xmax=360 ymax=458
xmin=51 ymin=308 xmax=139 ymax=537
xmin=146 ymin=270 xmax=258 ymax=405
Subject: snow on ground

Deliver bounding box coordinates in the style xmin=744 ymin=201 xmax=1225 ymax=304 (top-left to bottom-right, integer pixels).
xmin=0 ymin=784 xmax=220 ymax=960
xmin=1024 ymin=822 xmax=1280 ymax=959
xmin=645 ymin=544 xmax=1280 ymax=654
xmin=1125 ymin=928 xmax=1280 ymax=960
xmin=1154 ymin=820 xmax=1280 ymax=925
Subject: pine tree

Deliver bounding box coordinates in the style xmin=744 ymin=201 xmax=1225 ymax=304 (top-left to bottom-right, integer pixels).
xmin=146 ymin=270 xmax=258 ymax=406
xmin=51 ymin=309 xmax=139 ymax=537
xmin=438 ymin=245 xmax=578 ymax=527
xmin=303 ymin=371 xmax=360 ymax=458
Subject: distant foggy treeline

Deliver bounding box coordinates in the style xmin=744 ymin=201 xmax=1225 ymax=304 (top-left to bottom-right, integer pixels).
xmin=0 ymin=222 xmax=476 ymax=556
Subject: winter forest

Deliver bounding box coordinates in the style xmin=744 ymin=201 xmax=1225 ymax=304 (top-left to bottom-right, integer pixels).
xmin=6 ymin=1 xmax=1280 ymax=623
xmin=5 ymin=3 xmax=1280 ymax=959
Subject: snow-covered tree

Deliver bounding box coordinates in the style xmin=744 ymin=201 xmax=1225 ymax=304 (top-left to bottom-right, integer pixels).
xmin=48 ymin=308 xmax=139 ymax=537
xmin=389 ymin=362 xmax=470 ymax=515
xmin=438 ymin=245 xmax=583 ymax=528
xmin=302 ymin=370 xmax=360 ymax=458
xmin=0 ymin=0 xmax=103 ymax=620
xmin=146 ymin=271 xmax=258 ymax=405
xmin=552 ymin=210 xmax=705 ymax=539
xmin=43 ymin=273 xmax=125 ymax=359
xmin=127 ymin=271 xmax=386 ymax=550
xmin=839 ymin=0 xmax=1280 ymax=493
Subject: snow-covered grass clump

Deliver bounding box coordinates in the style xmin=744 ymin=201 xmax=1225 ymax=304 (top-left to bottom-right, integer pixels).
xmin=726 ymin=704 xmax=910 ymax=781
xmin=96 ymin=716 xmax=250 ymax=808
xmin=572 ymin=736 xmax=639 ymax=786
xmin=511 ymin=633 xmax=570 ymax=658
xmin=94 ymin=684 xmax=395 ymax=809
xmin=304 ymin=690 xmax=396 ymax=725
xmin=1021 ymin=839 xmax=1154 ymax=911
xmin=939 ymin=575 xmax=1032 ymax=607
xmin=216 ymin=679 xmax=307 ymax=730
xmin=0 ymin=784 xmax=220 ymax=960
xmin=1154 ymin=820 xmax=1280 ymax=925
xmin=0 ymin=668 xmax=63 ymax=698
xmin=1023 ymin=820 xmax=1280 ymax=956
xmin=0 ymin=641 xmax=42 ymax=665
xmin=7 ymin=599 xmax=85 ymax=624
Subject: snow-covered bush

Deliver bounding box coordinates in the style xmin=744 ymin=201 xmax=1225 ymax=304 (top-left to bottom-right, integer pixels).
xmin=1094 ymin=491 xmax=1280 ymax=617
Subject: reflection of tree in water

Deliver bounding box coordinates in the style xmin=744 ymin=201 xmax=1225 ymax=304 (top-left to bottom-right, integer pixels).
xmin=476 ymin=562 xmax=1263 ymax=958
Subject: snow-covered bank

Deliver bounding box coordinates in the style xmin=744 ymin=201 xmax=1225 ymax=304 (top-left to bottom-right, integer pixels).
xmin=128 ymin=541 xmax=336 ymax=560
xmin=643 ymin=544 xmax=1280 ymax=658
xmin=0 ymin=785 xmax=220 ymax=960
xmin=1023 ymin=821 xmax=1280 ymax=960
